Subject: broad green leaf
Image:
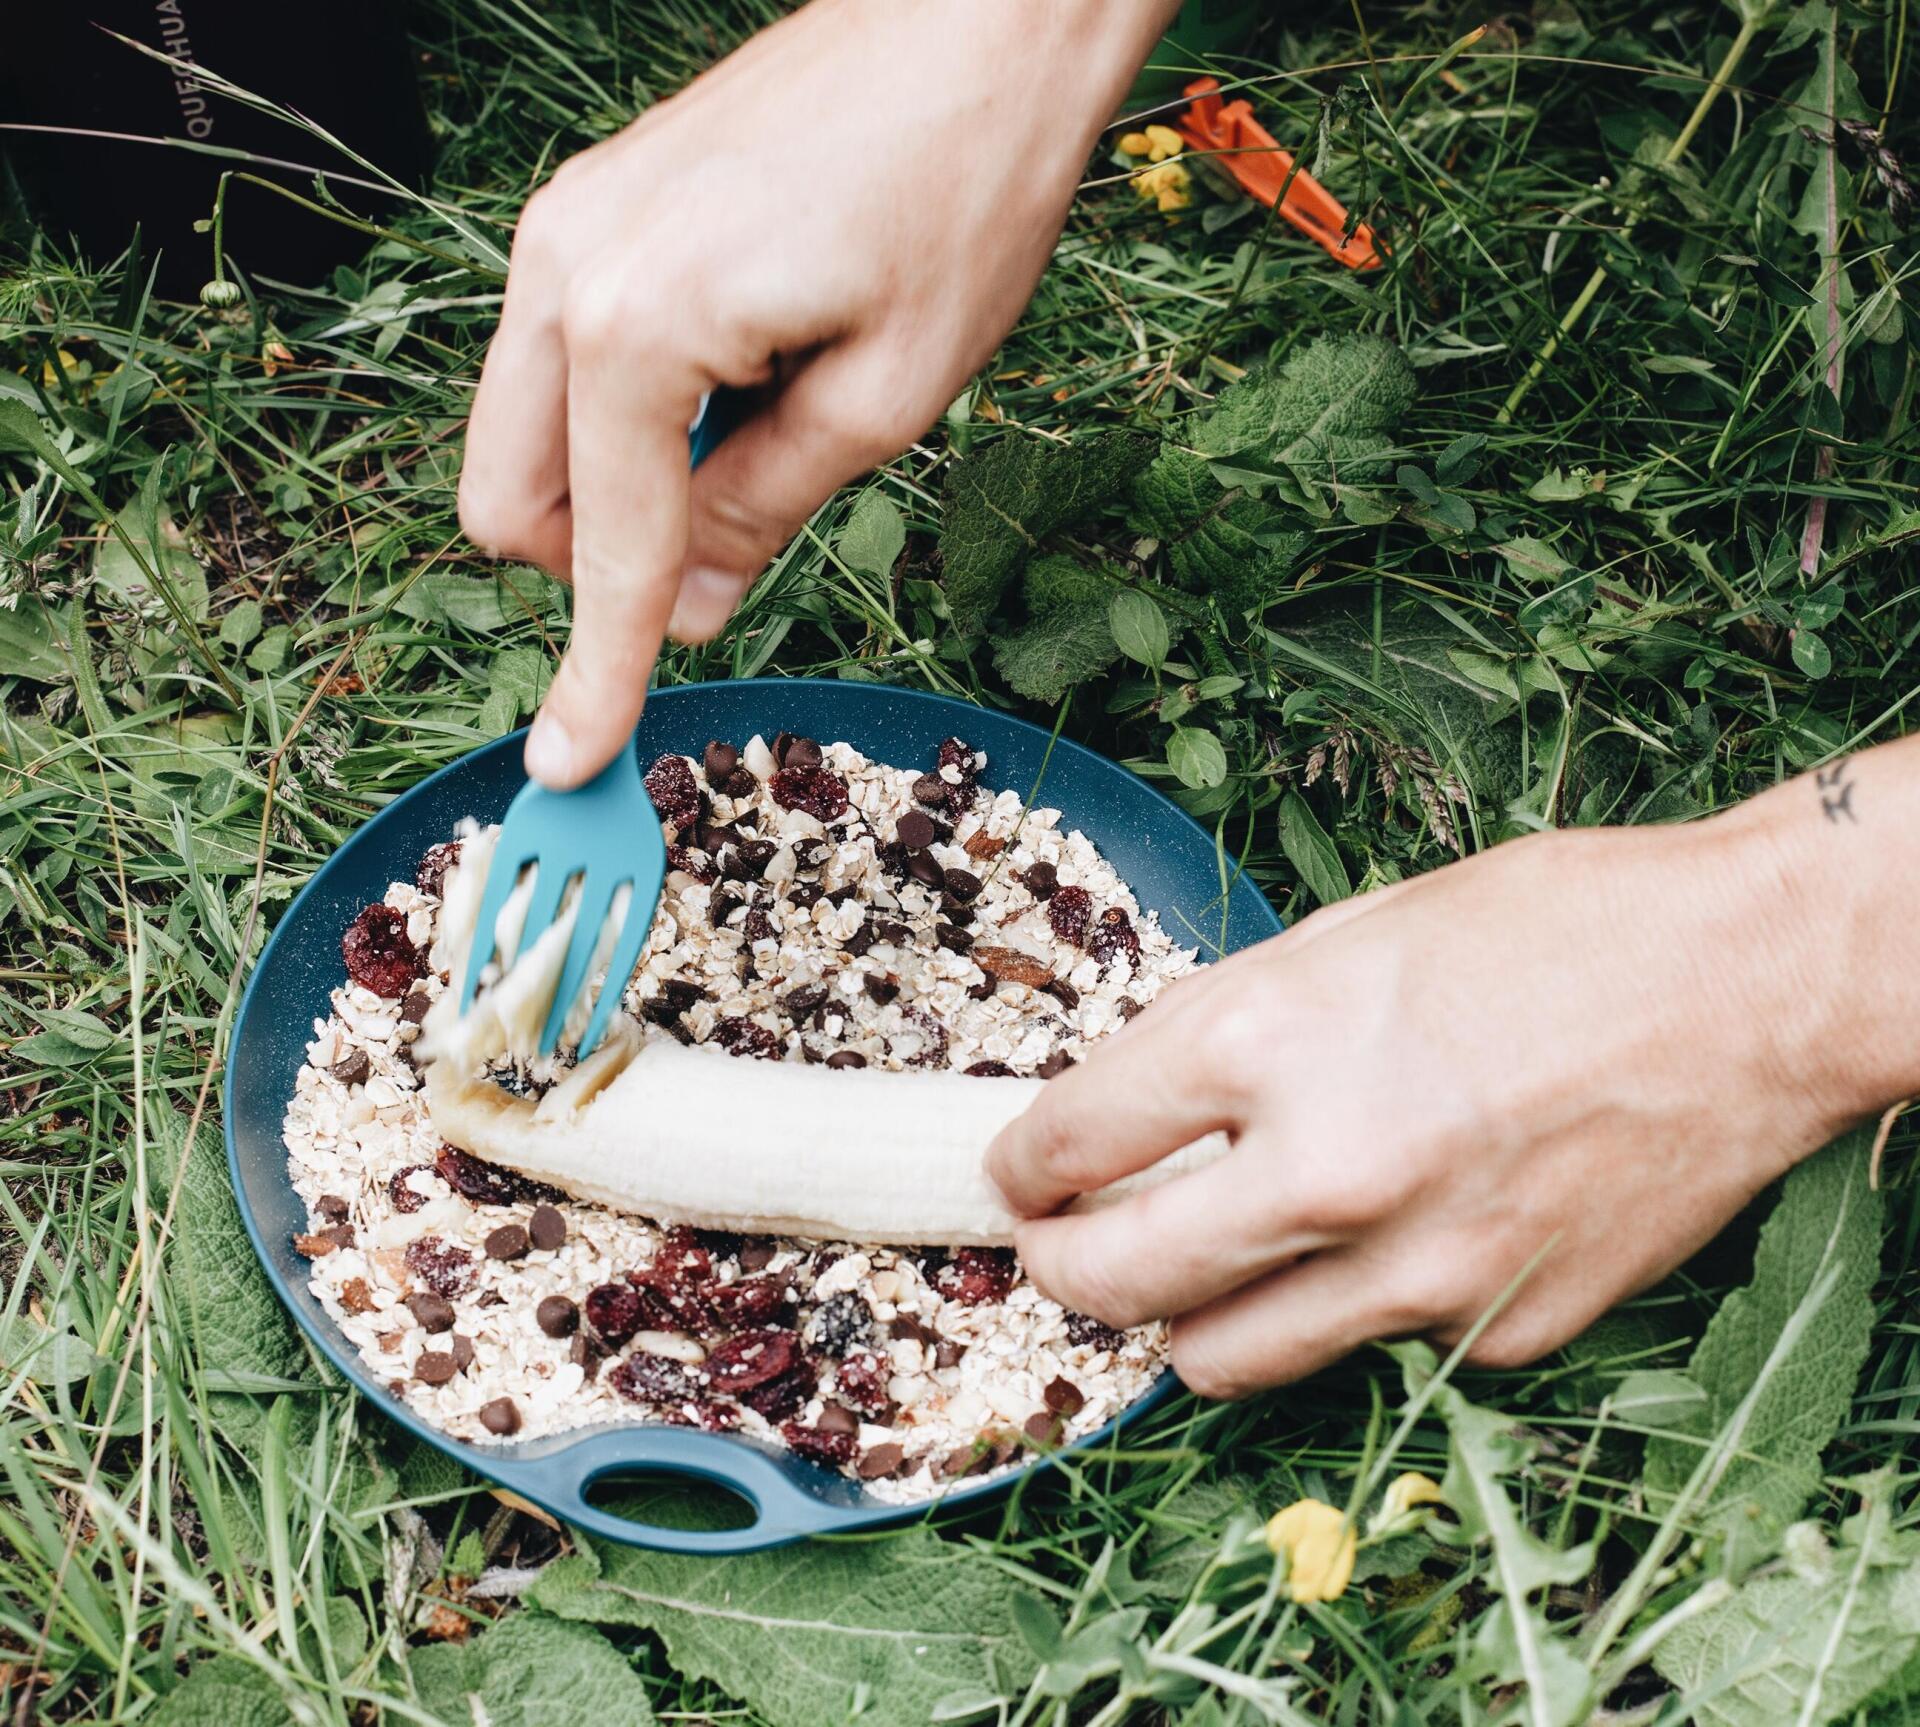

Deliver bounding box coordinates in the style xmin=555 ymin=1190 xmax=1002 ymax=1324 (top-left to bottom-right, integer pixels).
xmin=398 ymin=566 xmax=567 ymax=633
xmin=938 ymin=430 xmax=1155 ymax=633
xmin=1645 ymin=1135 xmax=1882 ymax=1559
xmin=1495 ymin=535 xmax=1574 ymax=585
xmin=836 ymin=490 xmax=907 ymax=579
xmin=93 ymin=502 xmax=209 ymax=623
xmin=1110 ymin=589 xmax=1171 ymax=668
xmin=993 ymin=553 xmax=1122 ymax=702
xmin=1657 ymin=1478 xmax=1920 ymax=1727
xmin=411 ymin=1611 xmax=657 ymax=1726
xmin=0 ymin=594 xmax=71 ymax=682
xmin=1166 ymin=725 xmax=1228 ymax=789
xmin=529 ymin=1528 xmax=1041 ymax=1726
xmin=219 ymin=599 xmax=264 ymax=650
xmin=149 ymin=1656 xmax=299 ymax=1727
xmin=1793 ymin=630 xmax=1833 ymax=678
xmin=1277 ymin=791 xmax=1350 ymax=904
xmin=1611 ymin=1369 xmax=1709 ymax=1430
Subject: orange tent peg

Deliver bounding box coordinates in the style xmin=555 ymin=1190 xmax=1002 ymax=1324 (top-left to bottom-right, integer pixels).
xmin=1171 ymin=77 xmax=1384 ymax=271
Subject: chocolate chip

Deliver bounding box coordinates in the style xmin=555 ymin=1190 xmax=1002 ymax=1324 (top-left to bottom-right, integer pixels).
xmin=935 ymin=923 xmax=973 ymax=952
xmin=1037 ymin=1050 xmax=1077 ymax=1079
xmin=725 ymin=767 xmax=758 ymax=798
xmin=842 ymin=922 xmax=874 ymax=957
xmin=329 ymin=1048 xmax=371 ymax=1087
xmin=939 ymin=897 xmax=975 ymax=926
xmin=782 ymin=735 xmax=823 ymax=771
xmin=528 ymin=1204 xmax=567 ymax=1252
xmin=1022 ymin=861 xmax=1059 ymax=899
xmin=1043 ymin=1374 xmax=1085 ymax=1416
xmin=1116 ymin=995 xmax=1143 ymax=1022
xmin=816 ymin=1401 xmax=860 ymax=1435
xmin=568 ymin=1333 xmax=606 ymax=1381
xmin=964 ymin=1060 xmax=1016 ymax=1077
xmin=703 ymin=739 xmax=740 ymax=784
xmin=400 ymin=990 xmax=432 ymax=1025
xmin=478 ymin=1397 xmax=521 ymax=1436
xmin=451 ymin=1333 xmax=476 ymax=1372
xmin=783 ymin=983 xmax=829 ymax=1019
xmin=966 ymin=971 xmax=998 ymax=1001
xmin=895 ymin=810 xmax=936 ymax=850
xmin=306 ymin=1223 xmax=354 ymax=1252
xmin=905 ymin=851 xmax=944 ymax=890
xmin=415 ymin=1350 xmax=457 ymax=1385
xmin=407 ymin=1292 xmax=456 ymax=1333
xmin=857 ymin=1442 xmax=906 ymax=1480
xmin=739 ymin=1240 xmax=777 ymax=1271
xmin=724 ymin=838 xmax=778 ymax=881
xmin=485 ymin=1224 xmax=529 ymax=1261
xmin=536 ymin=1295 xmax=579 ymax=1338
xmin=876 ymin=919 xmax=913 ymax=945
xmin=1024 ymin=1410 xmax=1065 ymax=1447
xmin=710 ymin=889 xmax=744 ymax=929
xmin=791 ymin=837 xmax=827 ymax=872
xmin=942 ymin=867 xmax=981 ymax=902
xmin=863 ymin=974 xmax=899 ymax=1006
xmin=911 ymin=773 xmax=947 ymax=807
xmin=1043 ymin=978 xmax=1079 ymax=1011
xmin=316 ymin=1193 xmax=350 ymax=1223
xmin=787 ymin=881 xmax=824 ymax=911
xmin=824 ymin=1050 xmax=867 ymax=1070
xmin=935 ymin=1339 xmax=967 ymax=1369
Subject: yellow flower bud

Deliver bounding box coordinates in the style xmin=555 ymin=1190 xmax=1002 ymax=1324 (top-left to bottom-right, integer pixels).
xmin=1117 ymin=131 xmax=1154 ymax=157
xmin=1265 ymin=1499 xmax=1357 ymax=1604
xmin=1371 ymin=1471 xmax=1446 ymax=1535
xmin=1144 ymin=124 xmax=1185 ymax=162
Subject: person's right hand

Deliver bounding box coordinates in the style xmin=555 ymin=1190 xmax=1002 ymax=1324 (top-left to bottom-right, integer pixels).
xmin=458 ymin=0 xmax=1180 ymax=789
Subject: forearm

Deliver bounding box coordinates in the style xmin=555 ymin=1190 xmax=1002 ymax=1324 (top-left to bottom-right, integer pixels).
xmin=1717 ymin=733 xmax=1920 ymax=1126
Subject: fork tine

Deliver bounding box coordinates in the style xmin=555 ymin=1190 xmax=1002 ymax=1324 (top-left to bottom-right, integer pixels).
xmin=514 ymin=855 xmax=577 ymax=968
xmin=538 ymin=874 xmax=617 ymax=1059
xmin=460 ymin=836 xmax=536 ymax=1015
xmin=576 ymin=880 xmax=648 ymax=1062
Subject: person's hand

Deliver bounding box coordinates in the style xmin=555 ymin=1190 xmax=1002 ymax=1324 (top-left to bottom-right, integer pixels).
xmin=458 ymin=0 xmax=1179 ymax=788
xmin=986 ymin=757 xmax=1920 ymax=1397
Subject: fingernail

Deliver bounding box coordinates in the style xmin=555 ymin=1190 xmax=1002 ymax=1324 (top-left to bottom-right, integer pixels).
xmin=524 ymin=711 xmax=576 ymax=787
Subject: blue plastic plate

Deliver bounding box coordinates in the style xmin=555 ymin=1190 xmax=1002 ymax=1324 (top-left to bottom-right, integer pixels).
xmin=225 ymin=677 xmax=1282 ymax=1552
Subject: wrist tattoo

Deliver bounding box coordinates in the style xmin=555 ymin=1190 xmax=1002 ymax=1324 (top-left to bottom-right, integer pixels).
xmin=1817 ymin=758 xmax=1858 ymax=825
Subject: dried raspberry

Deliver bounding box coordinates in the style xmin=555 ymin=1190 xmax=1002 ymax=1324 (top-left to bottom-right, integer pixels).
xmin=782 ymin=1420 xmax=858 ymax=1468
xmin=655 ymin=1225 xmax=713 ymax=1288
xmin=667 ymin=843 xmax=716 ymax=884
xmin=434 ymin=1145 xmax=563 ymax=1207
xmin=806 ymin=1293 xmax=875 ymax=1358
xmin=835 ymin=1350 xmax=892 ymax=1418
xmin=936 ymin=737 xmax=980 ymax=781
xmin=643 ymin=754 xmax=702 ymax=829
xmin=625 ymin=1269 xmax=711 ymax=1335
xmin=609 ymin=1350 xmax=706 ymax=1407
xmin=964 ymin=1060 xmax=1016 ymax=1078
xmin=742 ymin=908 xmax=775 ymax=944
xmin=1064 ymin=1311 xmax=1125 ymax=1351
xmin=692 ymin=1400 xmax=741 ymax=1432
xmin=770 ymin=765 xmax=850 ymax=821
xmin=712 ymin=1017 xmax=782 ymax=1060
xmin=707 ymin=1276 xmax=790 ymax=1328
xmin=740 ymin=1362 xmax=815 ymax=1422
xmin=415 ymin=840 xmax=462 ymax=898
xmin=388 ymin=1164 xmax=437 ymax=1213
xmin=936 ymin=1247 xmax=1016 ymax=1306
xmin=585 ymin=1281 xmax=644 ymax=1347
xmin=1087 ymin=907 xmax=1141 ymax=969
xmin=706 ymin=1329 xmax=799 ymax=1392
xmin=404 ymin=1236 xmax=474 ymax=1299
xmin=1047 ymin=886 xmax=1093 ymax=946
xmin=342 ymin=903 xmax=424 ymax=998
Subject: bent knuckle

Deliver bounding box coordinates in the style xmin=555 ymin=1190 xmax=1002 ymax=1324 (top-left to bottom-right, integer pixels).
xmin=1462 ymin=1313 xmax=1558 ymax=1370
xmin=1170 ymin=1328 xmax=1252 ymax=1401
xmin=457 ymin=479 xmax=528 ymax=559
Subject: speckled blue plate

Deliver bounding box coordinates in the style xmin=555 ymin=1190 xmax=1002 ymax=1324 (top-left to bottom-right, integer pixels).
xmin=225 ymin=677 xmax=1282 ymax=1552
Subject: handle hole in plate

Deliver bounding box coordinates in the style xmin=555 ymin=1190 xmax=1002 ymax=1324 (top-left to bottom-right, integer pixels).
xmin=586 ymin=1470 xmax=758 ymax=1534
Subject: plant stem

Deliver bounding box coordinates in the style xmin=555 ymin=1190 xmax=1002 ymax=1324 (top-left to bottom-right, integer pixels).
xmin=1498 ymin=19 xmax=1759 ymax=423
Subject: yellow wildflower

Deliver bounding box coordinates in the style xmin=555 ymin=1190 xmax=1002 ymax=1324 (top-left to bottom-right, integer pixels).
xmin=1371 ymin=1471 xmax=1446 ymax=1536
xmin=1265 ymin=1499 xmax=1357 ymax=1604
xmin=1130 ymin=160 xmax=1193 ymax=215
xmin=1118 ymin=123 xmax=1186 ymax=163
xmin=39 ymin=348 xmax=81 ymax=388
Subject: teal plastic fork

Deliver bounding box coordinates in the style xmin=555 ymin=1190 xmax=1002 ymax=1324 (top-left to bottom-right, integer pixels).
xmin=458 ymin=387 xmax=748 ymax=1061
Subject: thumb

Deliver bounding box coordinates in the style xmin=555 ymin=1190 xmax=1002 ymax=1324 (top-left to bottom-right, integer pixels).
xmin=525 ymin=358 xmax=699 ymax=789
xmin=670 ymin=349 xmax=923 ymax=642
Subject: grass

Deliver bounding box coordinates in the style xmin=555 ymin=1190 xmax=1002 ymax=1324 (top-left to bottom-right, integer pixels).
xmin=2 ymin=0 xmax=1918 ymax=1720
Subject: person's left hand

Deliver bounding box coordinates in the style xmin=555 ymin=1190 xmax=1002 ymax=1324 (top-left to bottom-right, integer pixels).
xmin=985 ymin=800 xmax=1873 ymax=1397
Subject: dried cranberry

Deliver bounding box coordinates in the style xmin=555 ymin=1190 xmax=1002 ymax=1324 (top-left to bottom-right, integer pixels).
xmin=643 ymin=754 xmax=702 ymax=828
xmin=1047 ymin=886 xmax=1093 ymax=946
xmin=654 ymin=1225 xmax=713 ymax=1290
xmin=964 ymin=1060 xmax=1016 ymax=1077
xmin=707 ymin=1330 xmax=800 ymax=1392
xmin=415 ymin=840 xmax=462 ymax=898
xmin=1064 ymin=1311 xmax=1125 ymax=1351
xmin=707 ymin=1276 xmax=790 ymax=1328
xmin=740 ymin=1362 xmax=816 ymax=1422
xmin=782 ymin=1421 xmax=858 ymax=1468
xmin=342 ymin=903 xmax=424 ymax=998
xmin=585 ymin=1281 xmax=645 ymax=1347
xmin=1087 ymin=907 xmax=1141 ymax=969
xmin=936 ymin=1247 xmax=1016 ymax=1306
xmin=937 ymin=737 xmax=979 ymax=778
xmin=404 ymin=1236 xmax=474 ymax=1299
xmin=626 ymin=1267 xmax=712 ymax=1334
xmin=388 ymin=1164 xmax=436 ymax=1213
xmin=770 ymin=766 xmax=850 ymax=821
xmin=435 ymin=1145 xmax=562 ymax=1206
xmin=712 ymin=1017 xmax=781 ymax=1060
xmin=609 ymin=1350 xmax=706 ymax=1407
xmin=667 ymin=843 xmax=717 ymax=884
xmin=835 ymin=1350 xmax=892 ymax=1417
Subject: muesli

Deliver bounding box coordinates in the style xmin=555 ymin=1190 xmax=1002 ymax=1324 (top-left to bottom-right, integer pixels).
xmin=281 ymin=730 xmax=1200 ymax=1501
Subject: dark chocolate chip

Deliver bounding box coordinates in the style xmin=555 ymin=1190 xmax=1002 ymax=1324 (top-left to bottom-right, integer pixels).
xmin=321 ymin=1223 xmax=356 ymax=1251
xmin=966 ymin=971 xmax=998 ymax=1001
xmin=407 ymin=1292 xmax=455 ymax=1333
xmin=400 ymin=990 xmax=432 ymax=1025
xmin=536 ymin=1295 xmax=579 ymax=1338
xmin=816 ymin=1401 xmax=860 ymax=1434
xmin=905 ymin=851 xmax=945 ymax=890
xmin=1037 ymin=1050 xmax=1078 ymax=1079
xmin=782 ymin=735 xmax=823 ymax=770
xmin=935 ymin=924 xmax=973 ymax=952
xmin=415 ymin=1350 xmax=457 ymax=1385
xmin=478 ymin=1397 xmax=521 ymax=1436
xmin=1022 ymin=861 xmax=1059 ymax=899
xmin=330 ymin=1048 xmax=371 ymax=1087
xmin=935 ymin=1339 xmax=967 ymax=1369
xmin=568 ymin=1333 xmax=606 ymax=1381
xmin=1116 ymin=996 xmax=1144 ymax=1021
xmin=857 ymin=1442 xmax=906 ymax=1480
xmin=703 ymin=740 xmax=740 ymax=784
xmin=876 ymin=920 xmax=913 ymax=945
xmin=528 ymin=1204 xmax=567 ymax=1252
xmin=787 ymin=881 xmax=824 ymax=911
xmin=725 ymin=768 xmax=758 ymax=798
xmin=910 ymin=773 xmax=948 ymax=807
xmin=739 ymin=1241 xmax=777 ymax=1271
xmin=1043 ymin=978 xmax=1079 ymax=1011
xmin=825 ymin=1050 xmax=867 ymax=1070
xmin=450 ymin=1333 xmax=476 ymax=1372
xmin=895 ymin=810 xmax=936 ymax=850
xmin=783 ymin=983 xmax=829 ymax=1020
xmin=485 ymin=1224 xmax=530 ymax=1261
xmin=316 ymin=1193 xmax=350 ymax=1223
xmin=1024 ymin=1410 xmax=1065 ymax=1447
xmin=842 ymin=922 xmax=875 ymax=957
xmin=863 ymin=974 xmax=899 ymax=1006
xmin=942 ymin=867 xmax=982 ymax=902
xmin=1043 ymin=1375 xmax=1086 ymax=1416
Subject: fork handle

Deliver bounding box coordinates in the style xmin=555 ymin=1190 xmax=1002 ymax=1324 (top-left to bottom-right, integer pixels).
xmin=688 ymin=387 xmax=749 ymax=470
